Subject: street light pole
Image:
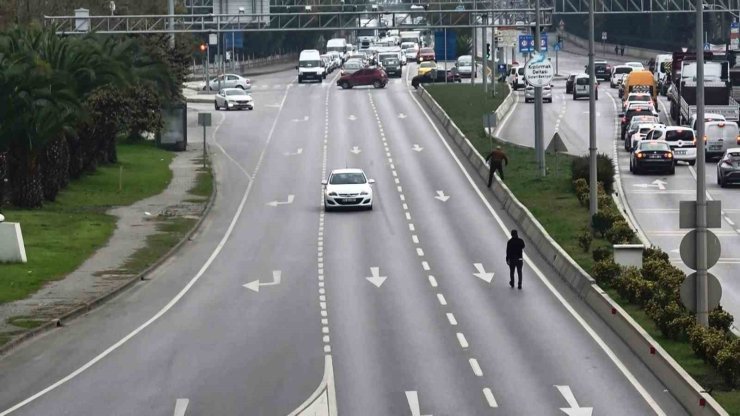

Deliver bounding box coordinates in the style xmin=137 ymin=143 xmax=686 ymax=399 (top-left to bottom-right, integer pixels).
xmin=588 ymin=0 xmax=598 ymax=220
xmin=534 ymin=0 xmax=544 ymax=176
xmin=695 ymin=0 xmax=709 ymax=327
xmin=168 ymin=0 xmax=175 ymax=49
xmin=472 ymin=1 xmax=477 ymax=85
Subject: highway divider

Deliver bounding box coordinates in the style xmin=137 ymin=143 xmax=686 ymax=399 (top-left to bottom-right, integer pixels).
xmin=416 ymin=85 xmax=728 ymax=416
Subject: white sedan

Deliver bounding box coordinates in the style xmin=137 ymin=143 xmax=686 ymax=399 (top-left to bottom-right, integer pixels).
xmin=203 ymin=73 xmax=251 ymax=91
xmin=215 ymin=88 xmax=254 ymax=111
xmin=322 ymin=169 xmax=375 ymax=211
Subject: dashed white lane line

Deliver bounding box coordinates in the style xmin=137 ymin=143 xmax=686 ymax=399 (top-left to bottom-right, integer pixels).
xmin=416 ymin=248 xmax=425 ymax=256
xmin=483 ymin=388 xmax=499 ymax=407
xmin=405 ymin=212 xmax=412 ymax=220
xmin=469 ymin=358 xmax=483 ymax=376
xmin=446 ymin=313 xmax=458 ymax=325
xmin=412 ymin=235 xmax=419 ymax=244
xmin=456 ymin=333 xmax=469 ymax=349
xmin=429 ymin=275 xmax=438 ymax=287
xmin=437 ymin=293 xmax=447 ymax=306
xmin=422 ymin=261 xmax=430 ymax=270
xmin=403 ymin=203 xmax=410 ymax=211
xmin=397 ymin=186 xmax=403 ymax=192
xmin=409 ymin=223 xmax=415 ymax=231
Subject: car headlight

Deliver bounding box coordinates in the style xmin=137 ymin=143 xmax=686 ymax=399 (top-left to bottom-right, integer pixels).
xmin=227 ymin=101 xmax=234 ymax=106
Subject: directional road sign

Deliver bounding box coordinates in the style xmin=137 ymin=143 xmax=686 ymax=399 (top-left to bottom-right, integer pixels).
xmin=518 ymin=34 xmax=548 ymax=53
xmin=524 ymin=52 xmax=554 ymax=87
xmin=681 ymin=272 xmax=722 ymax=313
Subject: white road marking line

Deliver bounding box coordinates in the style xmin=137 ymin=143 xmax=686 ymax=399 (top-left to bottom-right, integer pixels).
xmin=322 ymin=326 xmax=330 ymax=334
xmin=406 ymin=212 xmax=412 ymax=220
xmin=437 ymin=293 xmax=447 ymax=305
xmin=446 ymin=313 xmax=458 ymax=325
xmin=400 ymin=194 xmax=406 ymax=201
xmin=428 ymin=275 xmax=438 ymax=287
xmin=392 ymin=170 xmax=398 ymax=177
xmin=408 ymin=80 xmax=667 ymax=415
xmin=173 ymin=398 xmax=189 ymax=416
xmin=469 ymin=358 xmax=483 ymax=376
xmin=321 ymin=310 xmax=327 ymax=317
xmin=320 ymin=302 xmax=326 ymax=310
xmin=397 ymin=186 xmax=403 ymax=192
xmin=409 ymin=223 xmax=415 ymax=231
xmin=416 ymin=248 xmax=424 ymax=256
xmin=403 ymin=203 xmax=409 ymax=211
xmin=321 ymin=318 xmax=328 ymax=325
xmin=412 ymin=235 xmax=419 ymax=243
xmin=422 ymin=261 xmax=430 ymax=270
xmin=457 ymin=332 xmax=469 ymax=348
xmin=727 ymin=218 xmax=736 ymax=226
xmin=319 ymin=295 xmax=326 ymax=301
xmin=323 ymin=335 xmax=330 ymax=343
xmin=324 ymin=345 xmax=331 ymax=353
xmin=482 ymin=388 xmax=499 ymax=408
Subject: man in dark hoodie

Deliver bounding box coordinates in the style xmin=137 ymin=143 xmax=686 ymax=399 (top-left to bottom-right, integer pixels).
xmin=506 ymin=229 xmax=526 ymax=289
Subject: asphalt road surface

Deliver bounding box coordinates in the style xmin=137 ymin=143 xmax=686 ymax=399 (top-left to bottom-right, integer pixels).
xmin=0 ymin=61 xmax=691 ymax=415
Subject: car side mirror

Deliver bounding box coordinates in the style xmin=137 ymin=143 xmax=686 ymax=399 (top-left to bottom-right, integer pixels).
xmin=321 ymin=180 xmax=327 ymax=186
xmin=368 ymin=179 xmax=376 ymax=184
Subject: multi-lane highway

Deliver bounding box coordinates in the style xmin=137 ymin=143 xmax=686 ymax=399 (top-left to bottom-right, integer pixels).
xmin=498 ymin=47 xmax=740 ymax=330
xmin=0 ymin=59 xmax=693 ymax=415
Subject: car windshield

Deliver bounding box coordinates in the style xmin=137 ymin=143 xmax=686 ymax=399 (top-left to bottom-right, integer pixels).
xmin=300 ymin=60 xmax=321 ymax=68
xmin=420 ymin=48 xmax=434 ymax=54
xmin=640 ymin=142 xmax=670 ymax=151
xmin=638 ymin=127 xmax=654 ymax=135
xmin=728 ymin=152 xmax=740 ymax=159
xmin=330 ymin=172 xmax=366 ymax=185
xmin=225 ymin=90 xmax=247 ymax=96
xmin=615 ymin=67 xmax=633 ymax=74
xmin=458 ymin=57 xmax=472 ymax=65
xmin=664 ymin=130 xmax=694 ymax=141
xmin=576 ymin=77 xmax=589 ymax=85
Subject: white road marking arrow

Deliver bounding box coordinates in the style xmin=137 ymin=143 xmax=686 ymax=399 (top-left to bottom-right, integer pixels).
xmin=284 ymin=148 xmax=303 ymax=156
xmin=652 ymin=179 xmax=667 ymax=190
xmin=412 ymin=144 xmax=424 ymax=152
xmin=405 ymin=391 xmax=432 ymax=416
xmin=366 ymin=267 xmax=387 ymax=288
xmin=266 ymin=194 xmax=295 ymax=207
xmin=350 ymin=146 xmax=362 ymax=154
xmin=399 ymin=113 xmax=408 ymax=119
xmin=633 ymin=179 xmax=667 ymax=190
xmin=555 ymin=385 xmax=593 ymax=416
xmin=434 ymin=191 xmax=450 ymax=202
xmin=243 ymin=270 xmax=282 ymax=292
xmin=348 ymin=114 xmax=357 ymax=121
xmin=291 ymin=116 xmax=309 ymax=122
xmin=473 ymin=263 xmax=495 ymax=283
xmin=173 ymin=398 xmax=189 ymax=416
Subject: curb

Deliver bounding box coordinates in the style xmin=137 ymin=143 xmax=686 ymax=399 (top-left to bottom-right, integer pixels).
xmin=0 ymin=158 xmax=218 ymax=357
xmin=416 ymin=86 xmax=728 ymax=416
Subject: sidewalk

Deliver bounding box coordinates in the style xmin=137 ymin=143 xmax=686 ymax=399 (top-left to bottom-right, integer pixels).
xmin=0 ymin=111 xmax=211 ymax=344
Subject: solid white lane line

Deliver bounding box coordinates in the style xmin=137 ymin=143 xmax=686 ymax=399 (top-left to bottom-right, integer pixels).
xmin=429 ymin=275 xmax=438 ymax=287
xmin=456 ymin=332 xmax=469 ymax=348
xmin=482 ymin=388 xmax=499 ymax=407
xmin=437 ymin=293 xmax=447 ymax=305
xmin=469 ymin=358 xmax=483 ymax=376
xmin=446 ymin=313 xmax=458 ymax=325
xmin=408 ymin=81 xmax=667 ymax=415
xmin=173 ymin=398 xmax=189 ymax=416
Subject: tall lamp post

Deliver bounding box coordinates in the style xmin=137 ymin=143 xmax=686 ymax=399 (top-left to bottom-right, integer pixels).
xmin=238 ymin=7 xmax=245 ymax=65
xmin=588 ymin=0 xmax=598 ymax=220
xmin=167 ymin=0 xmax=175 ymax=49
xmin=695 ymin=0 xmax=709 ymax=327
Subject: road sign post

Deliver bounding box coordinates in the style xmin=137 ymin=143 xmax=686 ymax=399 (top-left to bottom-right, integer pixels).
xmin=695 ymin=0 xmax=709 ymax=327
xmin=546 ymin=132 xmax=568 ymax=175
xmin=534 ymin=0 xmax=545 ymax=177
xmin=198 ymin=112 xmax=212 ymax=169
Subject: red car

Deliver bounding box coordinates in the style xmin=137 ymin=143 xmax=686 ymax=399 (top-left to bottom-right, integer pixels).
xmin=417 ymin=47 xmax=436 ymax=63
xmin=336 ymin=67 xmax=388 ymax=89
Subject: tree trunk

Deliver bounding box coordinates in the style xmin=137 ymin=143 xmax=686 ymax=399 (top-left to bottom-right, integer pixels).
xmin=67 ymin=134 xmax=84 ymax=179
xmin=9 ymin=143 xmax=44 ymax=208
xmin=41 ymin=135 xmax=69 ymax=202
xmin=0 ymin=152 xmax=8 ymax=207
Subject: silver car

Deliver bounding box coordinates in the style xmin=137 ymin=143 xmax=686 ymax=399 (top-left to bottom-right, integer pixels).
xmin=203 ymin=73 xmax=251 ymax=91
xmin=524 ymin=84 xmax=553 ymax=103
xmin=717 ymin=148 xmax=740 ymax=187
xmin=456 ymin=55 xmax=474 ymax=78
xmin=215 ymin=88 xmax=254 ymax=111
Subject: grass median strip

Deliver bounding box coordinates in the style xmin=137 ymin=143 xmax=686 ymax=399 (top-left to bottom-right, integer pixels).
xmin=0 ymin=142 xmax=174 ymax=305
xmin=426 ymin=84 xmax=740 ymax=413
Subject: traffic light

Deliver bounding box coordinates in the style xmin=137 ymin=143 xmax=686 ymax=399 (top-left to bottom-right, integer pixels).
xmin=199 ymin=43 xmax=207 ymax=53
xmin=486 ymin=43 xmax=491 ymax=59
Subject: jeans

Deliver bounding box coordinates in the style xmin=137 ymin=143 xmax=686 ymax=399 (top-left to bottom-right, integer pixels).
xmin=488 ymin=162 xmax=504 ymax=186
xmin=508 ymin=259 xmax=523 ymax=287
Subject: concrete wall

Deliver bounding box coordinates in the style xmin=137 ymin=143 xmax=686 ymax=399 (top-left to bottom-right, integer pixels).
xmin=417 ymin=84 xmax=728 ymax=416
xmin=561 ymin=32 xmax=665 ymax=61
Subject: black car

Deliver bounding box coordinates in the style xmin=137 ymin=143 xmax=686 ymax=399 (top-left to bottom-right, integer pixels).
xmin=381 ymin=57 xmax=402 ymax=78
xmin=565 ymin=73 xmax=577 ymax=94
xmin=584 ymin=61 xmax=612 ymax=81
xmin=411 ymin=68 xmax=461 ymax=88
xmin=630 ymin=140 xmax=675 ymax=175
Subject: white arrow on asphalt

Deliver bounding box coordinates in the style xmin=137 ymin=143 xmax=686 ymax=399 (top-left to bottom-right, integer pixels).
xmin=284 ymin=148 xmax=303 ymax=156
xmin=399 ymin=113 xmax=408 ymax=119
xmin=633 ymin=179 xmax=667 ymax=190
xmin=291 ymin=116 xmax=309 ymax=122
xmin=652 ymin=179 xmax=667 ymax=190
xmin=350 ymin=146 xmax=362 ymax=154
xmin=366 ymin=267 xmax=387 ymax=288
xmin=173 ymin=398 xmax=189 ymax=416
xmin=243 ymin=270 xmax=282 ymax=292
xmin=405 ymin=391 xmax=432 ymax=416
xmin=266 ymin=194 xmax=295 ymax=207
xmin=473 ymin=263 xmax=495 ymax=283
xmin=348 ymin=114 xmax=357 ymax=121
xmin=434 ymin=190 xmax=450 ymax=202
xmin=412 ymin=144 xmax=424 ymax=152
xmin=555 ymin=385 xmax=593 ymax=416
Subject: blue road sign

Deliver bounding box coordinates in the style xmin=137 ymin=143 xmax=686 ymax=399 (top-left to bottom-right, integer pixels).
xmin=553 ymin=42 xmax=561 ymax=52
xmin=518 ymin=34 xmax=548 ymax=53
xmin=704 ymin=42 xmax=711 ymax=50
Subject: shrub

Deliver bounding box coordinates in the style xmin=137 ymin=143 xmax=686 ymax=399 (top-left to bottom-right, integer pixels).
xmin=643 ymin=246 xmax=670 ymax=264
xmin=573 ymin=178 xmax=588 ymax=195
xmin=689 ymin=325 xmax=729 ymax=364
xmin=577 ymin=227 xmax=593 ymax=252
xmin=592 ymin=210 xmax=617 ymax=237
xmin=592 ymin=260 xmax=621 ymax=285
xmin=648 ymin=301 xmax=692 ymax=339
xmin=570 ymin=153 xmax=616 ymax=193
xmin=592 ymin=246 xmax=612 ymax=263
xmin=615 ymin=267 xmax=654 ymax=306
xmin=710 ymin=306 xmax=735 ymax=333
xmin=606 ymin=220 xmax=635 ymax=244
xmin=716 ymin=339 xmax=740 ymax=387
xmin=642 ymin=259 xmax=668 ymax=282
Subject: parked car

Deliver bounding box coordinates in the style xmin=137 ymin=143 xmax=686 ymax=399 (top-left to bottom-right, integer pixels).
xmin=336 ymin=67 xmax=389 ymax=89
xmin=717 ymin=148 xmax=740 ymax=187
xmin=417 ymin=47 xmax=436 ymax=63
xmin=524 ymin=84 xmax=553 ymax=103
xmin=644 ymin=125 xmax=697 ymax=165
xmin=573 ymin=73 xmax=598 ymax=100
xmin=214 ymin=88 xmax=254 ymax=111
xmin=455 ymin=55 xmax=474 ymax=78
xmin=630 ymin=140 xmax=675 ymax=175
xmin=322 ymin=168 xmax=375 ymax=211
xmin=203 ymin=74 xmax=251 ymax=91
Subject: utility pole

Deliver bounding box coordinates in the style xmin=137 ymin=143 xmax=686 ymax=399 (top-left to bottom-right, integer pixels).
xmin=534 ymin=0 xmax=545 ymax=176
xmin=472 ymin=1 xmax=477 ymax=85
xmin=168 ymin=0 xmax=175 ymax=49
xmin=695 ymin=0 xmax=709 ymax=327
xmin=482 ymin=14 xmax=488 ymax=93
xmin=588 ymin=0 xmax=598 ymax=220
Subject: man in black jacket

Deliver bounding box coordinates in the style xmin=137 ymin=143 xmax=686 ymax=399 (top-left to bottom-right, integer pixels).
xmin=506 ymin=229 xmax=526 ymax=289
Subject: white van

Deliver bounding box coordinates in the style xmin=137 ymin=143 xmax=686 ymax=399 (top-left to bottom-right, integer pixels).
xmin=654 ymin=54 xmax=672 ymax=95
xmin=326 ymin=38 xmax=348 ymax=61
xmin=705 ymin=120 xmax=740 ymax=159
xmin=689 ymin=113 xmax=725 ymax=131
xmin=297 ymin=49 xmax=325 ymax=83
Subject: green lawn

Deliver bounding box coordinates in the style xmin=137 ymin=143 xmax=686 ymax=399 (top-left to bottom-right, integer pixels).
xmin=0 ymin=142 xmax=174 ymax=304
xmin=426 ymin=84 xmax=740 ymax=413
